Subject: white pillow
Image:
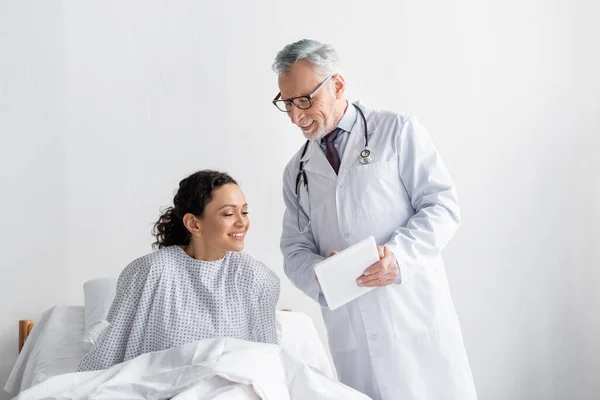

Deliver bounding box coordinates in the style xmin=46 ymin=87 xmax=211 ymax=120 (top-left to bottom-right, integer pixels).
xmin=83 ymin=277 xmax=117 ymax=349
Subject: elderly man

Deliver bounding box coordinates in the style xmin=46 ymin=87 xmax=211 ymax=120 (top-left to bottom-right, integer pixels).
xmin=272 ymin=39 xmax=477 ymax=400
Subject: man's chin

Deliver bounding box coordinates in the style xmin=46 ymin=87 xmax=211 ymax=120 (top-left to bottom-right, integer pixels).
xmin=301 ymin=128 xmax=325 ymax=141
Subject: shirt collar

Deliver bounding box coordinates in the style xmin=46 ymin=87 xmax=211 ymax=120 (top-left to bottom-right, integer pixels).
xmin=335 ymin=101 xmax=358 ymax=133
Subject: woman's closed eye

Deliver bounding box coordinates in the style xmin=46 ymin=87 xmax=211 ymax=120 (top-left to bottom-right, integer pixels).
xmin=224 ymin=212 xmax=249 ymax=217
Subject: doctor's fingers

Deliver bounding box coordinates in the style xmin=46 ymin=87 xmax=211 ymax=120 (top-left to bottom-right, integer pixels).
xmin=359 ymin=262 xmax=384 ymax=282
xmin=357 ymin=270 xmax=396 ymax=287
xmin=376 ymin=245 xmax=385 ymax=259
xmin=357 ymin=261 xmax=391 ymax=282
xmin=362 ymin=254 xmax=394 ymax=276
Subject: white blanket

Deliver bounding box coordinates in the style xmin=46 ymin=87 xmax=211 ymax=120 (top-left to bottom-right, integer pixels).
xmin=13 ymin=337 xmax=370 ymax=400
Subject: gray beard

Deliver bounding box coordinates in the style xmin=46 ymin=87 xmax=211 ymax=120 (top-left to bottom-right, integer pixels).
xmin=310 ymin=103 xmax=341 ymax=141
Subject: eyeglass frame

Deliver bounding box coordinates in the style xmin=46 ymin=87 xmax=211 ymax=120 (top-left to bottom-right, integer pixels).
xmin=272 ymin=75 xmax=335 ymax=112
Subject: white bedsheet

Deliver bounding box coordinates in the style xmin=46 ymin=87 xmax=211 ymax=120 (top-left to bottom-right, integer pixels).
xmin=13 ymin=337 xmax=369 ymax=400
xmin=5 ymin=305 xmax=87 ymax=395
xmin=277 ymin=310 xmax=335 ymax=379
xmin=5 ymin=306 xmax=335 ymax=396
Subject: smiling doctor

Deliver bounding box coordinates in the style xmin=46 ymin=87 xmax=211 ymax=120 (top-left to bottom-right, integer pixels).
xmin=272 ymin=39 xmax=477 ymax=400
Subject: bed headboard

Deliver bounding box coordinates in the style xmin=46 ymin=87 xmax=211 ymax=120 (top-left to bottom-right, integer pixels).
xmin=19 ymin=320 xmax=34 ymax=353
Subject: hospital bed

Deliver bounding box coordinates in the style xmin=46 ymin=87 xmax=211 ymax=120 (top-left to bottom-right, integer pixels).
xmin=3 ymin=279 xmax=364 ymax=399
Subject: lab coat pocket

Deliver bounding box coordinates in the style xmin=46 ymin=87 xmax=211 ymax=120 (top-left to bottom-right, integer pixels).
xmin=323 ymin=306 xmax=359 ymax=354
xmin=348 ymin=160 xmax=406 ymax=218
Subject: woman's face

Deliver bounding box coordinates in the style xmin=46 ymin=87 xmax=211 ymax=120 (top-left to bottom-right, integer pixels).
xmin=195 ymin=183 xmax=250 ymax=256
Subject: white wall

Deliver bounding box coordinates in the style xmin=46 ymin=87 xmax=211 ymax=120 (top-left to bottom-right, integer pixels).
xmin=1 ymin=1 xmax=599 ymax=399
xmin=0 ymin=0 xmax=68 ymax=396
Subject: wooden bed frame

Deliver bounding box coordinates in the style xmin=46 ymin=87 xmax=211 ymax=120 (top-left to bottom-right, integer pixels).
xmin=19 ymin=320 xmax=35 ymax=353
xmin=18 ymin=309 xmax=292 ymax=353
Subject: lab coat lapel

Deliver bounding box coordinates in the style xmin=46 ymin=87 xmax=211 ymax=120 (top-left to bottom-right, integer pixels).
xmin=300 ymin=140 xmax=337 ymax=181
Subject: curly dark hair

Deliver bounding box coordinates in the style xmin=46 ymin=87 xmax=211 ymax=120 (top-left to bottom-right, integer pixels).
xmin=152 ymin=170 xmax=238 ymax=249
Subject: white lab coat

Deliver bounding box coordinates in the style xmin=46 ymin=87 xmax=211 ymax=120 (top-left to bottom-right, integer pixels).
xmin=280 ymin=102 xmax=477 ymax=400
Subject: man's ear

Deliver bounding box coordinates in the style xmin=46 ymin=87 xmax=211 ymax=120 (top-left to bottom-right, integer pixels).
xmin=333 ymin=74 xmax=346 ymax=99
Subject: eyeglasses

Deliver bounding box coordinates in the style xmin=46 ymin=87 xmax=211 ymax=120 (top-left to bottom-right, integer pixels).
xmin=272 ymin=75 xmax=335 ymax=113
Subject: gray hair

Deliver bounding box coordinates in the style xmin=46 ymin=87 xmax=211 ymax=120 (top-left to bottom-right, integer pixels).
xmin=272 ymin=39 xmax=340 ymax=78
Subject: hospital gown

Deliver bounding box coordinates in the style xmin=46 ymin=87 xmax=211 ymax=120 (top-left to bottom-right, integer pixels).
xmin=77 ymin=245 xmax=280 ymax=371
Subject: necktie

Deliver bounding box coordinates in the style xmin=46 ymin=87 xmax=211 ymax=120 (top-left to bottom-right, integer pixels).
xmin=323 ymin=128 xmax=341 ymax=174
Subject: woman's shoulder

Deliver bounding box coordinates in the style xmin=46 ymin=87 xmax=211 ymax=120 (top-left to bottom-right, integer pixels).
xmin=228 ymin=252 xmax=279 ymax=285
xmin=120 ymin=246 xmax=180 ymax=280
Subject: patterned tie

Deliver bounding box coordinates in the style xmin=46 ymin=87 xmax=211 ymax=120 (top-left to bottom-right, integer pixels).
xmin=322 ymin=128 xmax=342 ymax=174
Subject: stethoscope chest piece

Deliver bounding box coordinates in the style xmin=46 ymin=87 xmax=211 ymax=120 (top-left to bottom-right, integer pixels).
xmin=359 ymin=147 xmax=375 ymax=164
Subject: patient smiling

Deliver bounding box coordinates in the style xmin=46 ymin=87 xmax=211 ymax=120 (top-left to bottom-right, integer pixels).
xmin=77 ymin=170 xmax=280 ymax=371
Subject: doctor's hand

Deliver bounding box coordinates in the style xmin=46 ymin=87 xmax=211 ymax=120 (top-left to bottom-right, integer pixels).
xmin=356 ymin=246 xmax=398 ymax=287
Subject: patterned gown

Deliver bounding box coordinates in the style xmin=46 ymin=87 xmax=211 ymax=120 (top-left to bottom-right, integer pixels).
xmin=77 ymin=245 xmax=280 ymax=371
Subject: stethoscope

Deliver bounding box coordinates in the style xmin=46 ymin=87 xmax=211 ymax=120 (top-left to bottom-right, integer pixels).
xmin=295 ymin=104 xmax=373 ymax=234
